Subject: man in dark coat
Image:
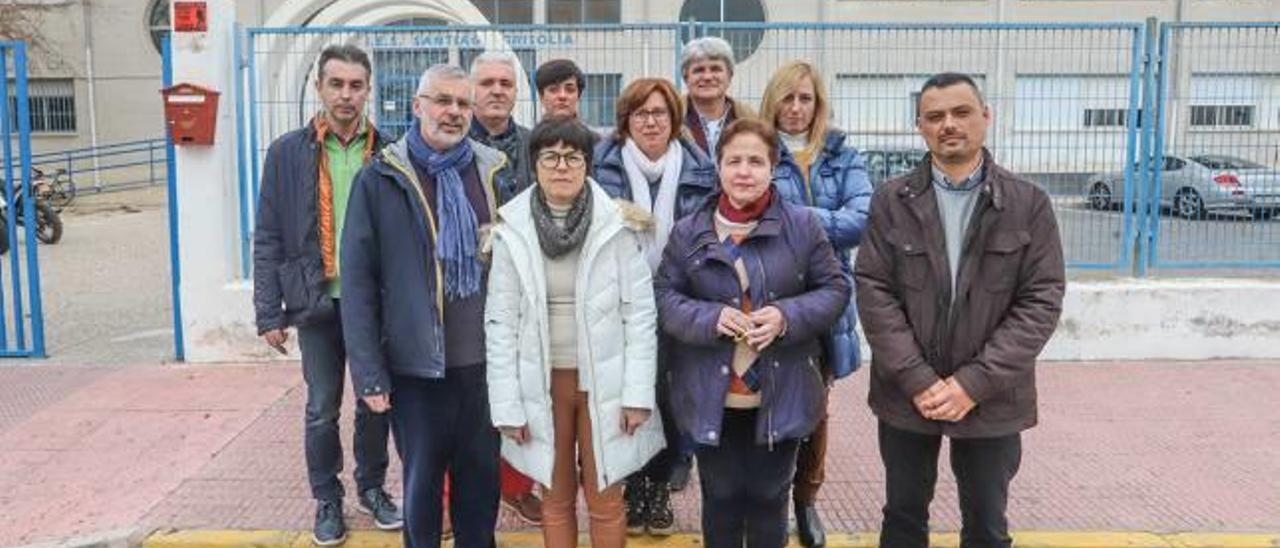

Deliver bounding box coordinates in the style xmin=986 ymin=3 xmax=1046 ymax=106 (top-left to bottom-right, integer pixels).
xmin=855 ymin=72 xmax=1066 ymax=548
xmin=252 ymin=44 xmax=400 ymax=546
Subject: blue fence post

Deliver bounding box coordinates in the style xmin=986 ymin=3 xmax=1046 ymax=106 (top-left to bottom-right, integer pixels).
xmin=1145 ymin=23 xmax=1173 ymax=273
xmin=0 ymin=46 xmax=12 ymax=351
xmin=1134 ymin=18 xmax=1161 ymax=277
xmin=233 ymin=22 xmax=252 ymax=281
xmin=163 ymin=33 xmax=185 ymax=362
xmin=16 ymin=43 xmax=45 ymax=357
xmin=1119 ymin=24 xmax=1145 ymax=274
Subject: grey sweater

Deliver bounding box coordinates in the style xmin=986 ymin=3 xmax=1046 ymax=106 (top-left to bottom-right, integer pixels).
xmin=931 ymin=161 xmax=985 ymax=299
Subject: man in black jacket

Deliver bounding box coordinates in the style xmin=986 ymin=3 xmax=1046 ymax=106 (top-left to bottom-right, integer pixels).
xmin=252 ymin=44 xmax=400 ymax=546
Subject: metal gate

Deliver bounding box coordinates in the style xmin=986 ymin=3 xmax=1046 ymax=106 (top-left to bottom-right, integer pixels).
xmin=1142 ymin=22 xmax=1280 ymax=271
xmin=0 ymin=41 xmax=47 ymax=358
xmin=232 ymin=21 xmax=1280 ymax=274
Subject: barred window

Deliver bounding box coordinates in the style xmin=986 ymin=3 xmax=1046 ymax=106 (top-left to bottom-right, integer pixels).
xmin=1083 ymin=108 xmax=1129 ymax=127
xmin=1189 ymin=105 xmax=1254 ymax=127
xmin=470 ymin=0 xmax=533 ymax=24
xmin=547 ymin=0 xmax=621 ymax=24
xmin=581 ymin=73 xmax=622 ymax=128
xmin=6 ymin=79 xmax=77 ymax=134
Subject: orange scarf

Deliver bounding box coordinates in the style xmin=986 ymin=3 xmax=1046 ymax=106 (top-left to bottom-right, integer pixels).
xmin=313 ymin=115 xmax=376 ymax=280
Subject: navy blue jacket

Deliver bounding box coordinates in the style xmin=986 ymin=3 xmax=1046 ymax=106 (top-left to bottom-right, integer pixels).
xmin=340 ymin=136 xmax=510 ymax=396
xmin=772 ymin=129 xmax=873 ymax=379
xmin=252 ymin=122 xmax=389 ymax=334
xmin=592 ymin=135 xmax=717 ymax=219
xmin=654 ymin=190 xmax=851 ymax=446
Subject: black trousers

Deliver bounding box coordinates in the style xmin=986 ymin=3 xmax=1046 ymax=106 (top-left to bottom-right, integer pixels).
xmin=390 ymin=367 xmax=500 ymax=548
xmin=878 ymin=421 xmax=1022 ymax=548
xmin=696 ymin=409 xmax=800 ymax=548
xmin=295 ymin=303 xmax=391 ymax=502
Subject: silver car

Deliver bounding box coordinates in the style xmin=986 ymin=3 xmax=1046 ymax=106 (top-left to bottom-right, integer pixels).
xmin=1084 ymin=154 xmax=1280 ymax=220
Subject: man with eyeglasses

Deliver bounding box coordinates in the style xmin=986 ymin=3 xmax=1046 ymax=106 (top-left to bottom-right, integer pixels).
xmin=252 ymin=44 xmax=400 ymax=546
xmin=342 ymin=63 xmax=515 ymax=548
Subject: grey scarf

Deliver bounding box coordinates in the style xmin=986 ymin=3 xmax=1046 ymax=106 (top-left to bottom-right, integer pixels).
xmin=532 ymin=184 xmax=592 ymax=258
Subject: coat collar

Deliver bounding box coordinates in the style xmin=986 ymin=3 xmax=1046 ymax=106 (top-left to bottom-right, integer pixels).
xmin=899 ymin=147 xmax=1005 ymax=212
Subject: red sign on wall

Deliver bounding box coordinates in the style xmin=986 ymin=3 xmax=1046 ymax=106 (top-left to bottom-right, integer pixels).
xmin=173 ymin=2 xmax=208 ymax=33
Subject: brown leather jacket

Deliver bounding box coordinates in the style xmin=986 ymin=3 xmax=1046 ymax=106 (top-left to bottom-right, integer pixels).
xmin=854 ymin=149 xmax=1065 ymax=438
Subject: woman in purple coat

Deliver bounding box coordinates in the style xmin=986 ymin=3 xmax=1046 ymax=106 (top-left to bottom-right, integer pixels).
xmin=654 ymin=118 xmax=850 ymax=548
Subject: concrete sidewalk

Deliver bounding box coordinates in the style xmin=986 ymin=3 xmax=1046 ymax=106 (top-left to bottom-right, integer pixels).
xmin=1 ymin=360 xmax=1277 ymax=547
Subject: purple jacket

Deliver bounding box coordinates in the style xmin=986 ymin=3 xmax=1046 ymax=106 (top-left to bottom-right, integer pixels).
xmin=654 ymin=190 xmax=851 ymax=447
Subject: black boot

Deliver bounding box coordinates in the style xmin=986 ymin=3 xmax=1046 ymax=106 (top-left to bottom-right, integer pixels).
xmin=795 ymin=500 xmax=826 ymax=548
xmin=646 ymin=480 xmax=676 ymax=536
xmin=624 ymin=476 xmax=648 ymax=536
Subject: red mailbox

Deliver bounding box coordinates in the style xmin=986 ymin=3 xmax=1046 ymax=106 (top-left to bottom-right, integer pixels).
xmin=161 ymin=83 xmax=220 ymax=145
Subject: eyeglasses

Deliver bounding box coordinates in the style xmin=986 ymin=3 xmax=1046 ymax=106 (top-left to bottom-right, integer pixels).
xmin=630 ymin=108 xmax=671 ymax=124
xmin=536 ymin=151 xmax=587 ymax=169
xmin=418 ymin=93 xmax=473 ymax=110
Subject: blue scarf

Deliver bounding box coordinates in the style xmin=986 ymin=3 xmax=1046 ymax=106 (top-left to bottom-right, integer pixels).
xmin=406 ymin=123 xmax=482 ymax=300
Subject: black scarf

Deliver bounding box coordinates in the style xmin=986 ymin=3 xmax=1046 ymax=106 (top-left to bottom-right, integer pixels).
xmin=532 ymin=184 xmax=592 ymax=259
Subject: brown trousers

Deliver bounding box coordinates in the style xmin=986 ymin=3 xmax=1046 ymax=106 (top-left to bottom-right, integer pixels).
xmin=542 ymin=369 xmax=626 ymax=548
xmin=793 ymin=385 xmax=831 ymax=505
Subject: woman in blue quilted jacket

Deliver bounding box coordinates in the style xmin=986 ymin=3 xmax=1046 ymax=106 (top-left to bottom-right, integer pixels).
xmin=759 ymin=59 xmax=874 ymax=548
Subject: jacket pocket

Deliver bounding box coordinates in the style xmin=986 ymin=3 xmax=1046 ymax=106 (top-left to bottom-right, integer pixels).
xmin=894 ymin=237 xmax=930 ymax=291
xmin=279 ymin=259 xmax=310 ymax=313
xmin=279 ymin=257 xmax=334 ymax=326
xmin=981 ymin=231 xmax=1030 ymax=292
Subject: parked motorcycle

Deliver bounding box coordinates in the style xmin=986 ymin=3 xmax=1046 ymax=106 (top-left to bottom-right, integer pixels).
xmin=0 ymin=175 xmax=64 ymax=248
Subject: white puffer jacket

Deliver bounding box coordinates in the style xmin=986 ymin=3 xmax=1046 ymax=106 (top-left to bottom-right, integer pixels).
xmin=485 ymin=180 xmax=665 ymax=490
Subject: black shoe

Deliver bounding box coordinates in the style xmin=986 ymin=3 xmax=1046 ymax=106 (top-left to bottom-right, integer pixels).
xmin=312 ymin=499 xmax=347 ymax=546
xmin=668 ymin=457 xmax=692 ymax=492
xmin=624 ymin=476 xmax=648 ymax=536
xmin=795 ymin=501 xmax=826 ymax=548
xmin=357 ymin=488 xmax=404 ymax=530
xmin=646 ymin=481 xmax=676 ymax=536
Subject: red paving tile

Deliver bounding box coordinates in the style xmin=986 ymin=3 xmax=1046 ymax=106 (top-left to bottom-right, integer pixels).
xmin=1 ymin=360 xmax=1278 ymax=545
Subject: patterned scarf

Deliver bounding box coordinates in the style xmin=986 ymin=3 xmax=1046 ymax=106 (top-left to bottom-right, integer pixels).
xmin=313 ymin=115 xmax=375 ymax=280
xmin=531 ymin=183 xmax=592 ymax=259
xmin=406 ymin=123 xmax=482 ymax=300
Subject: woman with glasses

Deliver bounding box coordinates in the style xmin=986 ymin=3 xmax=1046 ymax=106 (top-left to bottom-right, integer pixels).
xmin=656 ymin=118 xmax=850 ymax=548
xmin=759 ymin=60 xmax=873 ymax=548
xmin=486 ymin=116 xmax=665 ymax=548
xmin=592 ymin=77 xmax=717 ymax=537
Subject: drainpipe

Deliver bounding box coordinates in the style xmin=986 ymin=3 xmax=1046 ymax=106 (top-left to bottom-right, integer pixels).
xmin=82 ymin=0 xmax=102 ymax=189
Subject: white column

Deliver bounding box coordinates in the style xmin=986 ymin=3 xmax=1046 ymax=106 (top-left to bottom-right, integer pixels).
xmin=172 ymin=0 xmax=265 ymax=362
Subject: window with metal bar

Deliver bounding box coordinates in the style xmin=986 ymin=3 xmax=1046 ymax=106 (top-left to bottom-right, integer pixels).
xmin=581 ymin=73 xmax=622 ymax=128
xmin=547 ymin=0 xmax=620 ymax=24
xmin=1189 ymin=105 xmax=1255 ymax=127
xmin=470 ymin=0 xmax=534 ymax=24
xmin=6 ymin=79 xmax=76 ymax=133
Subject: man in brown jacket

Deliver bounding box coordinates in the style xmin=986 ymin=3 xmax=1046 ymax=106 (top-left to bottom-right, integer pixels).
xmin=855 ymin=72 xmax=1065 ymax=548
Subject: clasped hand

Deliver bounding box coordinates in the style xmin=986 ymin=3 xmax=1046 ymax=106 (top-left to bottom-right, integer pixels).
xmin=716 ymin=306 xmax=786 ymax=351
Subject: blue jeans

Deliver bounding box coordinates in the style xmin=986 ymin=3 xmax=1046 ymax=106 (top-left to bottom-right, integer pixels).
xmin=296 ymin=303 xmax=391 ymax=501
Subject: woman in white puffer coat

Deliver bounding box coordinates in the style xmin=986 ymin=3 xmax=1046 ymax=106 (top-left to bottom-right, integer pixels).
xmin=485 ymin=116 xmax=665 ymax=548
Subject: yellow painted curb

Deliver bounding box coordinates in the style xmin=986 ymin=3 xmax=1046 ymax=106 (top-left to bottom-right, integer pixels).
xmin=143 ymin=530 xmax=1280 ymax=548
xmin=1165 ymin=533 xmax=1280 ymax=547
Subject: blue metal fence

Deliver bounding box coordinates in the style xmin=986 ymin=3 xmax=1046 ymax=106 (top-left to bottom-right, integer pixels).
xmin=0 ymin=41 xmax=47 ymax=358
xmin=29 ymin=138 xmax=168 ymax=196
xmin=1141 ymin=22 xmax=1280 ymax=270
xmin=236 ymin=20 xmax=1279 ymax=274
